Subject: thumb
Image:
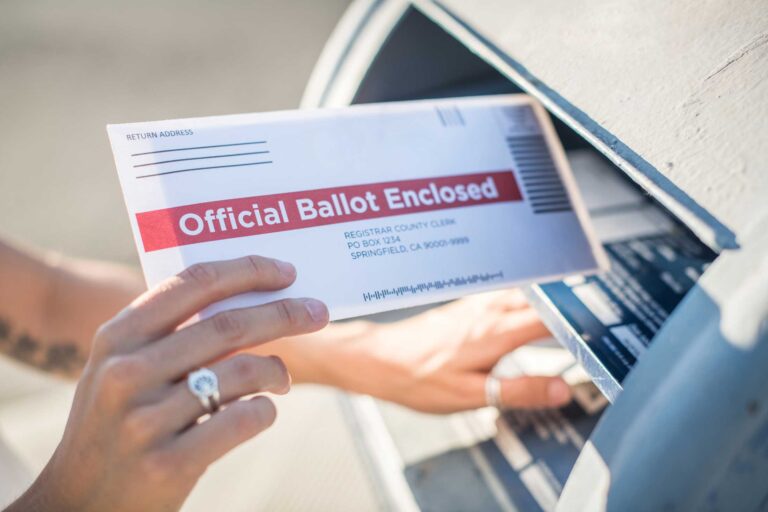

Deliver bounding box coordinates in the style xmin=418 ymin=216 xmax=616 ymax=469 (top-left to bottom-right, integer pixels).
xmin=500 ymin=376 xmax=572 ymax=409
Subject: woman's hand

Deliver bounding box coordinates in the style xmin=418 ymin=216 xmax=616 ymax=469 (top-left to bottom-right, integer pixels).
xmin=8 ymin=256 xmax=328 ymax=512
xmin=293 ymin=290 xmax=570 ymax=413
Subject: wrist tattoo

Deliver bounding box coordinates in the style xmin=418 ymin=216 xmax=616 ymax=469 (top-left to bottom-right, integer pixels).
xmin=0 ymin=316 xmax=85 ymax=377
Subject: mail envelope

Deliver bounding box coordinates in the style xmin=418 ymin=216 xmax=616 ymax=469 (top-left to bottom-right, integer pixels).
xmin=108 ymin=95 xmax=608 ymax=320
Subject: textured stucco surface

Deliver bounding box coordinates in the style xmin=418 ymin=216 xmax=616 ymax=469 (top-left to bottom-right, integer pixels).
xmin=437 ymin=0 xmax=768 ymax=239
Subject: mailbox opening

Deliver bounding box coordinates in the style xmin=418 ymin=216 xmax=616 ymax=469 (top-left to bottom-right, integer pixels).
xmin=350 ymin=7 xmax=719 ymax=400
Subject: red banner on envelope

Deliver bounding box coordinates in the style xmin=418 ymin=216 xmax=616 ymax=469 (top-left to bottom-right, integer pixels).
xmin=136 ymin=170 xmax=522 ymax=252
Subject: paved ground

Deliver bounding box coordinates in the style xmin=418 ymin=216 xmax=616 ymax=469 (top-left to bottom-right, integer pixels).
xmin=0 ymin=2 xmax=385 ymax=510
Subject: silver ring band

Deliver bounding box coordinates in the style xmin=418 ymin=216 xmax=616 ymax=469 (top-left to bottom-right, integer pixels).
xmin=485 ymin=374 xmax=503 ymax=409
xmin=187 ymin=367 xmax=221 ymax=414
xmin=196 ymin=391 xmax=221 ymax=414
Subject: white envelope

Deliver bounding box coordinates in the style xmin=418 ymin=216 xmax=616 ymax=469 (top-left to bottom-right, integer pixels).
xmin=107 ymin=95 xmax=608 ymax=320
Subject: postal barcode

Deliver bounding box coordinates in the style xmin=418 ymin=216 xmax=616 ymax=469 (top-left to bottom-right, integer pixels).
xmin=362 ymin=271 xmax=504 ymax=302
xmin=507 ymin=134 xmax=572 ymax=214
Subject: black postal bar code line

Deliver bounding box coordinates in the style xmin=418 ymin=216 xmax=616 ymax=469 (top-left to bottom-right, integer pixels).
xmin=362 ymin=271 xmax=505 ymax=303
xmin=507 ymin=135 xmax=572 ymax=214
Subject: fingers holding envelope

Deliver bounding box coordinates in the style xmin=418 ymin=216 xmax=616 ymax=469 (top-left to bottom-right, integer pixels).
xmin=101 ymin=254 xmax=302 ymax=352
xmin=140 ymin=297 xmax=327 ymax=385
xmin=38 ymin=256 xmax=328 ymax=512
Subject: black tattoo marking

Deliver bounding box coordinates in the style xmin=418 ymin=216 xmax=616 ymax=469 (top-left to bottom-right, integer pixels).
xmin=0 ymin=315 xmax=85 ymax=377
xmin=42 ymin=344 xmax=85 ymax=374
xmin=0 ymin=318 xmax=10 ymax=350
xmin=0 ymin=318 xmax=9 ymax=339
xmin=11 ymin=334 xmax=38 ymax=363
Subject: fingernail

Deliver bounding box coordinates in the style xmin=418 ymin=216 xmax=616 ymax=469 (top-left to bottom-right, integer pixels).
xmin=280 ymin=371 xmax=293 ymax=394
xmin=274 ymin=259 xmax=296 ymax=279
xmin=302 ymin=298 xmax=328 ymax=323
xmin=548 ymin=380 xmax=572 ymax=406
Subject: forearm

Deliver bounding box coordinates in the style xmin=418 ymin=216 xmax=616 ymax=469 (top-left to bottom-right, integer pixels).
xmin=251 ymin=320 xmax=380 ymax=387
xmin=249 ymin=319 xmax=409 ymax=401
xmin=44 ymin=255 xmax=145 ymax=355
xmin=0 ymin=240 xmax=144 ymax=378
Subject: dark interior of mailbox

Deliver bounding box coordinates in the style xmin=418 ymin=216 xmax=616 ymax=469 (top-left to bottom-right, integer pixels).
xmin=351 ymin=8 xmax=718 ymax=402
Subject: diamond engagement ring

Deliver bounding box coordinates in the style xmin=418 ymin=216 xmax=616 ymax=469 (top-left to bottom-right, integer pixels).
xmin=485 ymin=374 xmax=503 ymax=409
xmin=187 ymin=367 xmax=221 ymax=414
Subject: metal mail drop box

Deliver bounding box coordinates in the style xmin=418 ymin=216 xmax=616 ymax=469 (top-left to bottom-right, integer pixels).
xmin=302 ymin=2 xmax=768 ymax=511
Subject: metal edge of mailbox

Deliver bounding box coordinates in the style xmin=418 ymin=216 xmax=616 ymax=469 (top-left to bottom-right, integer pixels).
xmin=337 ymin=394 xmax=421 ymax=512
xmin=301 ymin=0 xmax=379 ymax=108
xmin=558 ymin=216 xmax=768 ymax=512
xmin=410 ymin=0 xmax=738 ymax=254
xmin=301 ymin=0 xmax=411 ymax=109
xmin=523 ymin=285 xmax=622 ymax=402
